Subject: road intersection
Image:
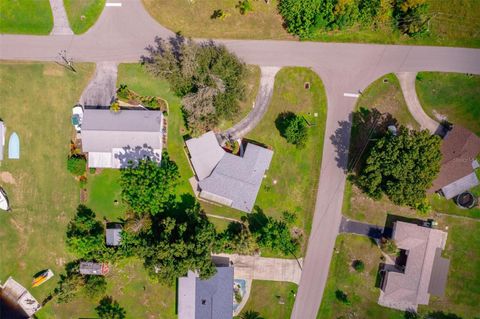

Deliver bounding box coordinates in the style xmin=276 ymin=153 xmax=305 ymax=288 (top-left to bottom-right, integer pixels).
xmin=1 ymin=1 xmax=480 ymax=318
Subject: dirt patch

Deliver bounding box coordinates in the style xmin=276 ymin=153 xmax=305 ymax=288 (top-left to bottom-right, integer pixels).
xmin=43 ymin=64 xmax=65 ymax=77
xmin=0 ymin=171 xmax=16 ymax=184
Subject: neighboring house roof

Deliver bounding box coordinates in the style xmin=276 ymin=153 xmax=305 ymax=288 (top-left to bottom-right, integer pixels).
xmin=0 ymin=121 xmax=4 ymax=161
xmin=178 ymin=267 xmax=234 ymax=319
xmin=81 ymin=109 xmax=164 ymax=168
xmin=1 ymin=277 xmax=41 ymax=317
xmin=430 ymin=126 xmax=480 ymax=197
xmin=185 ymin=132 xmax=225 ymax=180
xmin=106 ymin=224 xmax=122 ymax=246
xmin=441 ymin=172 xmax=479 ymax=200
xmin=378 ymin=222 xmax=449 ymax=311
xmin=79 ymin=262 xmax=108 ymax=275
xmin=186 ymin=132 xmax=273 ymax=213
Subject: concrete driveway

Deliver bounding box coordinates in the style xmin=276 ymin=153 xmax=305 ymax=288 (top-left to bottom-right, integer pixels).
xmin=214 ymin=253 xmax=302 ymax=284
xmin=79 ymin=62 xmax=118 ymax=108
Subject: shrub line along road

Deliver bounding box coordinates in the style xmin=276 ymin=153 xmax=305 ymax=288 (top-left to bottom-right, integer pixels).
xmin=1 ymin=1 xmax=480 ymax=318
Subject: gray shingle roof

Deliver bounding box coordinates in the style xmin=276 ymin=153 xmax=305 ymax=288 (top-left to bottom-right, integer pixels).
xmin=81 ymin=109 xmax=163 ymax=152
xmin=79 ymin=262 xmax=105 ymax=275
xmin=378 ymin=222 xmax=449 ymax=311
xmin=185 ymin=131 xmax=225 ymax=180
xmin=178 ymin=267 xmax=234 ymax=319
xmin=441 ymin=172 xmax=479 ymax=199
xmin=0 ymin=121 xmax=4 ymax=161
xmin=106 ymin=224 xmax=122 ymax=246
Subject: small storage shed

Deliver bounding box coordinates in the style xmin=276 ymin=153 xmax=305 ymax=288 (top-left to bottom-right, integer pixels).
xmin=106 ymin=223 xmax=122 ymax=246
xmin=79 ymin=262 xmax=109 ymax=276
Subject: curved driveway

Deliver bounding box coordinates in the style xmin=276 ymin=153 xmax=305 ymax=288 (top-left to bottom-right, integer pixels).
xmin=1 ymin=1 xmax=480 ymax=318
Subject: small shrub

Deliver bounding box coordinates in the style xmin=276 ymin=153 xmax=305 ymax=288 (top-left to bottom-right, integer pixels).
xmin=234 ymin=289 xmax=243 ymax=303
xmin=117 ymin=84 xmax=129 ymax=100
xmin=335 ymin=289 xmax=351 ymax=305
xmin=79 ymin=176 xmax=88 ymax=189
xmin=380 ymin=237 xmax=399 ymax=255
xmin=211 ymin=9 xmax=230 ymax=20
xmin=89 ymin=167 xmax=96 ymax=174
xmin=352 ymin=259 xmax=365 ymax=272
xmin=110 ymin=100 xmax=120 ymax=112
xmin=67 ymin=156 xmax=86 ymax=176
xmin=236 ymin=0 xmax=253 ymax=15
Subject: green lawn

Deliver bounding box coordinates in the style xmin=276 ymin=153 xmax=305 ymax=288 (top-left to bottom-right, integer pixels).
xmin=356 ymin=73 xmax=419 ymax=130
xmin=64 ymin=0 xmax=106 ymax=34
xmin=0 ymin=0 xmax=53 ymax=34
xmin=236 ymin=281 xmax=297 ymax=319
xmin=416 ymin=72 xmax=480 ymax=136
xmin=245 ymin=67 xmax=327 ymax=254
xmin=318 ymin=222 xmax=480 ymax=319
xmin=142 ymin=0 xmax=480 ymax=48
xmin=86 ymin=169 xmax=126 ymax=221
xmin=0 ymin=62 xmax=94 ymax=316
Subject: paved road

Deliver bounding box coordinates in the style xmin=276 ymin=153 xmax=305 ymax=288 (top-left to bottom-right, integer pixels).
xmin=222 ymin=67 xmax=280 ymax=140
xmin=1 ymin=1 xmax=480 ymax=318
xmin=397 ymin=72 xmax=441 ymax=134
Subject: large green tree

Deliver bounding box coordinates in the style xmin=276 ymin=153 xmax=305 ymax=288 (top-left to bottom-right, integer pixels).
xmin=144 ymin=36 xmax=247 ymax=134
xmin=66 ymin=205 xmax=105 ymax=258
xmin=357 ymin=127 xmax=441 ymax=207
xmin=120 ymin=153 xmax=179 ymax=215
xmin=95 ymin=296 xmax=126 ymax=319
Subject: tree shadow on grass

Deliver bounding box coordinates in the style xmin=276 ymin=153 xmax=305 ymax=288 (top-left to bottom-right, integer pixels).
xmin=246 ymin=205 xmax=269 ymax=233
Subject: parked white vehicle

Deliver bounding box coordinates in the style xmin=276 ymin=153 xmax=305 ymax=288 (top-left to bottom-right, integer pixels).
xmin=0 ymin=187 xmax=10 ymax=211
xmin=71 ymin=105 xmax=84 ymax=132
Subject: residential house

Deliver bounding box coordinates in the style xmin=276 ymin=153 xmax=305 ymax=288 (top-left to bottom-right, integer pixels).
xmin=186 ymin=131 xmax=273 ymax=213
xmin=106 ymin=223 xmax=122 ymax=246
xmin=81 ymin=109 xmax=164 ymax=168
xmin=79 ymin=262 xmax=109 ymax=276
xmin=178 ymin=266 xmax=234 ymax=319
xmin=430 ymin=126 xmax=480 ymax=199
xmin=378 ymin=221 xmax=450 ymax=311
xmin=0 ymin=277 xmax=41 ymax=318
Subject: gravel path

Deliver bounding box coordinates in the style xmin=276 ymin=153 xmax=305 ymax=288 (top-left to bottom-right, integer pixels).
xmin=49 ymin=0 xmax=74 ymax=35
xmin=221 ymin=66 xmax=280 ymax=140
xmin=79 ymin=62 xmax=118 ymax=108
xmin=396 ymin=72 xmax=441 ymax=134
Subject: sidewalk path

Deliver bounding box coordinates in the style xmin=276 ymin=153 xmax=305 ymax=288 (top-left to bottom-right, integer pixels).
xmin=222 ymin=67 xmax=280 ymax=140
xmin=49 ymin=0 xmax=74 ymax=35
xmin=79 ymin=62 xmax=118 ymax=107
xmin=396 ymin=72 xmax=440 ymax=134
xmin=213 ymin=253 xmax=302 ymax=284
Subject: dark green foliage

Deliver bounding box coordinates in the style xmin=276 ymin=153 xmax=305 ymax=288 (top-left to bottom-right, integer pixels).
xmin=144 ymin=36 xmax=246 ymax=135
xmin=95 ymin=296 xmax=126 ymax=319
xmin=84 ymin=275 xmax=107 ymax=299
xmin=335 ymin=289 xmax=351 ymax=305
xmin=276 ymin=112 xmax=309 ymax=147
xmin=356 ymin=127 xmax=441 ymax=208
xmin=54 ymin=272 xmax=84 ymax=303
xmin=216 ymin=221 xmax=259 ymax=255
xmin=279 ymin=0 xmax=334 ymax=38
xmin=66 ymin=205 xmax=105 ymax=258
xmin=352 ymin=259 xmax=365 ymax=272
xmin=236 ymin=0 xmax=253 ymax=15
xmin=394 ymin=0 xmax=430 ymax=36
xmin=67 ymin=156 xmax=86 ymax=176
xmin=120 ymin=153 xmax=179 ymax=215
xmin=241 ymin=310 xmax=265 ymax=319
xmin=425 ymin=311 xmax=463 ymax=319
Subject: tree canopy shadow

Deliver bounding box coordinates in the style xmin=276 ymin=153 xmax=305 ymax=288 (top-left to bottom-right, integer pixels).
xmin=275 ymin=111 xmax=296 ymax=138
xmin=114 ymin=145 xmax=161 ymax=168
xmin=246 ymin=206 xmax=269 ymax=233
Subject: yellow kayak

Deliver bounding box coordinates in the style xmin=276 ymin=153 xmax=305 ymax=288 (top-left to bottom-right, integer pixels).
xmin=32 ymin=269 xmax=54 ymax=287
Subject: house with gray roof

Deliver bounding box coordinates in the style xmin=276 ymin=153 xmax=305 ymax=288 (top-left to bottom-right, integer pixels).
xmin=81 ymin=109 xmax=164 ymax=168
xmin=0 ymin=120 xmax=5 ymax=161
xmin=378 ymin=221 xmax=450 ymax=311
xmin=186 ymin=131 xmax=273 ymax=213
xmin=106 ymin=223 xmax=122 ymax=246
xmin=178 ymin=266 xmax=234 ymax=319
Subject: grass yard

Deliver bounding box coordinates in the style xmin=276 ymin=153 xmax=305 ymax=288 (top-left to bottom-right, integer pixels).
xmin=86 ymin=169 xmax=126 ymax=221
xmin=142 ymin=0 xmax=480 ymax=48
xmin=245 ymin=67 xmax=327 ymax=253
xmin=0 ymin=0 xmax=53 ymax=34
xmin=318 ymin=221 xmax=480 ymax=319
xmin=142 ymin=0 xmax=293 ymax=40
xmin=0 ymin=62 xmax=94 ymax=316
xmin=416 ymin=72 xmax=480 ymax=136
xmin=356 ymin=73 xmax=419 ymax=130
xmin=235 ymin=281 xmax=297 ymax=319
xmin=318 ymin=235 xmax=404 ymax=319
xmin=64 ymin=0 xmax=106 ymax=34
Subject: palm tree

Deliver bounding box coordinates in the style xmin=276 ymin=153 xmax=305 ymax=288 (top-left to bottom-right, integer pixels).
xmin=240 ymin=310 xmax=264 ymax=319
